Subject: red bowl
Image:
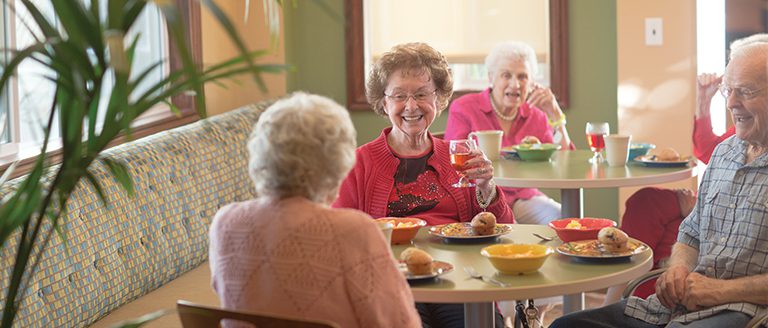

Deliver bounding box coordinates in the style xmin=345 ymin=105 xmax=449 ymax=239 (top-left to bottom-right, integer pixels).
xmin=375 ymin=217 xmax=427 ymax=244
xmin=548 ymin=218 xmax=617 ymax=242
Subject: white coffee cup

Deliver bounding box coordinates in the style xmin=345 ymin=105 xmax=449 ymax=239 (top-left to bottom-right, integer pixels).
xmin=377 ymin=221 xmax=393 ymax=245
xmin=469 ymin=130 xmax=504 ymax=160
xmin=604 ymin=134 xmax=632 ymax=167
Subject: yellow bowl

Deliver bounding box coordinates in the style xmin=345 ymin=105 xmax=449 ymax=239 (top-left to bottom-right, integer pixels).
xmin=481 ymin=244 xmax=554 ymax=275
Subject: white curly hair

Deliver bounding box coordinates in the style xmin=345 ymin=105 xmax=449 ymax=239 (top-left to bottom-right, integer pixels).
xmin=484 ymin=41 xmax=539 ymax=80
xmin=248 ymin=92 xmax=357 ymax=203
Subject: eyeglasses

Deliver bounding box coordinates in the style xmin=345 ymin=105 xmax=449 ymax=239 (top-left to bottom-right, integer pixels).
xmin=718 ymin=83 xmax=767 ymax=100
xmin=384 ymin=90 xmax=437 ymax=104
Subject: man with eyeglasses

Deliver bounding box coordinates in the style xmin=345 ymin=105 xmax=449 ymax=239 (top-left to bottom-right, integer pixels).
xmin=551 ymin=42 xmax=768 ymax=328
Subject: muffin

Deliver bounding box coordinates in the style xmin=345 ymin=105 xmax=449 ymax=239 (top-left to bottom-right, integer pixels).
xmin=598 ymin=227 xmax=629 ymax=253
xmin=652 ymin=147 xmax=680 ymax=161
xmin=400 ymin=247 xmax=433 ymax=275
xmin=471 ymin=212 xmax=497 ymax=235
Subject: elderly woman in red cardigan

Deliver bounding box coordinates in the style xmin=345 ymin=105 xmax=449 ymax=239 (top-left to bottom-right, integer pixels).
xmin=332 ymin=42 xmax=512 ymax=328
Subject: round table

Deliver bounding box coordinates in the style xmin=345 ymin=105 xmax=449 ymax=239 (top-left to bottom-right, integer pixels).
xmin=393 ymin=224 xmax=653 ymax=328
xmin=491 ymin=149 xmax=693 ymax=313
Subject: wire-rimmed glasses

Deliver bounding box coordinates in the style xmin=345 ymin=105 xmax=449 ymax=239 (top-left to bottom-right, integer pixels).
xmin=718 ymin=83 xmax=768 ymax=100
xmin=384 ymin=90 xmax=437 ymax=104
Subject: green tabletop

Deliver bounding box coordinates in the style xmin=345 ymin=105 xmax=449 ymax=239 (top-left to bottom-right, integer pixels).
xmin=393 ymin=224 xmax=653 ymax=303
xmin=493 ymin=150 xmax=695 ymax=189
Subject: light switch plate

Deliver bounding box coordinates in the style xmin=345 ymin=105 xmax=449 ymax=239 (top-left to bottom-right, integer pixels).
xmin=645 ymin=17 xmax=663 ymax=46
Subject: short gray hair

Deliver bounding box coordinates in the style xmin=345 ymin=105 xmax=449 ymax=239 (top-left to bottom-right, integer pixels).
xmin=485 ymin=41 xmax=538 ymax=79
xmin=248 ymin=92 xmax=357 ymax=202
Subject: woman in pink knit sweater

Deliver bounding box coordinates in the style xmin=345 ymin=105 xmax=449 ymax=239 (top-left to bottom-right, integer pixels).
xmin=209 ymin=93 xmax=420 ymax=327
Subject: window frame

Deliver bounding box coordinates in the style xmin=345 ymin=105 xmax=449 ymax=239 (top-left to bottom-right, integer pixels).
xmin=0 ymin=0 xmax=203 ymax=180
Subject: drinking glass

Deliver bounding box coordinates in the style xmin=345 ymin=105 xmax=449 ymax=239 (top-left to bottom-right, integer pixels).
xmin=450 ymin=139 xmax=477 ymax=187
xmin=585 ymin=122 xmax=609 ymax=163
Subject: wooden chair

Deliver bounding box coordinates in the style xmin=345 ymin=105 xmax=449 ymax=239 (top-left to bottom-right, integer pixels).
xmin=176 ymin=300 xmax=341 ymax=328
xmin=621 ymin=269 xmax=767 ymax=328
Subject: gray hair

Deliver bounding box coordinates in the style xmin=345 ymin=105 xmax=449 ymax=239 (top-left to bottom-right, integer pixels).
xmin=366 ymin=42 xmax=454 ymax=116
xmin=247 ymin=92 xmax=357 ymax=202
xmin=731 ymin=33 xmax=768 ymax=53
xmin=485 ymin=41 xmax=539 ymax=79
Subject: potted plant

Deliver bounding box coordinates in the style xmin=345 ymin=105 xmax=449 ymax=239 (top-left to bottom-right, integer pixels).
xmin=0 ymin=0 xmax=284 ymax=326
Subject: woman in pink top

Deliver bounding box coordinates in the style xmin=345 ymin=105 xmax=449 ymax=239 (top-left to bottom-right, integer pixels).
xmin=209 ymin=93 xmax=421 ymax=327
xmin=445 ymin=41 xmax=573 ymax=225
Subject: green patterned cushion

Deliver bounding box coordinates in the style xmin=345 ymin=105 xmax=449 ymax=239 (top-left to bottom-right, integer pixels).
xmin=0 ymin=102 xmax=269 ymax=327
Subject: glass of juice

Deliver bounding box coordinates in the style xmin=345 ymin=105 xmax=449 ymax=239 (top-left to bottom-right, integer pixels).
xmin=449 ymin=139 xmax=477 ymax=187
xmin=585 ymin=122 xmax=609 ymax=163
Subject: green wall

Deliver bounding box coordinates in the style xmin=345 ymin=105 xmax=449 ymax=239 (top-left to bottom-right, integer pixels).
xmin=284 ymin=0 xmax=619 ymax=220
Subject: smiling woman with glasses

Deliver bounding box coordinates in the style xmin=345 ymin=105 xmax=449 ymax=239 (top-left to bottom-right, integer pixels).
xmin=332 ymin=42 xmax=513 ymax=328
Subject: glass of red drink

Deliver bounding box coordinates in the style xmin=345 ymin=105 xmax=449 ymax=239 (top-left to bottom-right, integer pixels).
xmin=449 ymin=139 xmax=477 ymax=187
xmin=585 ymin=122 xmax=609 ymax=163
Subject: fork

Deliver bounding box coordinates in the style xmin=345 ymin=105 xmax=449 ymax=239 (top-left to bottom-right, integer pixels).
xmin=532 ymin=233 xmax=555 ymax=242
xmin=464 ymin=266 xmax=509 ymax=287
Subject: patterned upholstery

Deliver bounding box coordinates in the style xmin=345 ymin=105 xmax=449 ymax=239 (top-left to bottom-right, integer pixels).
xmin=0 ymin=102 xmax=270 ymax=327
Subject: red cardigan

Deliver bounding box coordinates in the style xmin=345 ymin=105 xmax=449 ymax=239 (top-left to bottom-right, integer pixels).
xmin=332 ymin=128 xmax=514 ymax=225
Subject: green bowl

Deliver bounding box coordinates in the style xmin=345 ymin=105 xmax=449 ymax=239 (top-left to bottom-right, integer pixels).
xmin=512 ymin=143 xmax=561 ymax=161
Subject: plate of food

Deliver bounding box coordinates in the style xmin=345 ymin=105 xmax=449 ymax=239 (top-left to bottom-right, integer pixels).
xmin=399 ymin=247 xmax=453 ymax=282
xmin=556 ymin=227 xmax=650 ymax=262
xmin=428 ymin=223 xmax=513 ymax=242
xmin=635 ymin=147 xmax=691 ymax=167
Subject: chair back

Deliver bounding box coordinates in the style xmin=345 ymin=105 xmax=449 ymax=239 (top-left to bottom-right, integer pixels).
xmin=177 ymin=300 xmax=341 ymax=328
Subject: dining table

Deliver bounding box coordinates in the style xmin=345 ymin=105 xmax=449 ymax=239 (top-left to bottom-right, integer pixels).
xmin=492 ymin=149 xmax=695 ymax=313
xmin=393 ymin=224 xmax=653 ymax=328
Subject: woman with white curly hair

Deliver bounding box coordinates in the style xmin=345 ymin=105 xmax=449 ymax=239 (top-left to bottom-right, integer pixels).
xmin=446 ymin=41 xmax=573 ymax=225
xmin=208 ymin=92 xmax=420 ymax=327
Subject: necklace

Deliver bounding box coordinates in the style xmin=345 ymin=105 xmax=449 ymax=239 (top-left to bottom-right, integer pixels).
xmin=489 ymin=93 xmax=517 ymax=121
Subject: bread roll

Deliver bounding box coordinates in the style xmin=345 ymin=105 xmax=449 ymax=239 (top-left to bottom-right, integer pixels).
xmin=653 ymin=147 xmax=680 ymax=161
xmin=598 ymin=227 xmax=629 ymax=253
xmin=471 ymin=212 xmax=497 ymax=235
xmin=521 ymin=135 xmax=542 ymax=145
xmin=401 ymin=247 xmax=433 ymax=275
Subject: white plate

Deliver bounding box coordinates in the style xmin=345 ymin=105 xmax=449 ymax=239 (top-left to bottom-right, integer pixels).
xmin=398 ymin=260 xmax=454 ymax=281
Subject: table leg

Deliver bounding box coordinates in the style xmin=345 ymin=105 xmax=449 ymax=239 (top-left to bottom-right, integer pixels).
xmin=563 ymin=293 xmax=585 ymax=314
xmin=561 ymin=188 xmax=583 ymax=218
xmin=561 ymin=188 xmax=586 ymax=314
xmin=464 ymin=302 xmax=495 ymax=328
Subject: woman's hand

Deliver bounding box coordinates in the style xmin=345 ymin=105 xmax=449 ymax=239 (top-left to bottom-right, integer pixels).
xmin=655 ymin=264 xmax=691 ymax=310
xmin=696 ymin=73 xmax=721 ymax=118
xmin=527 ymin=84 xmax=563 ymax=120
xmin=461 ymin=149 xmax=495 ymax=195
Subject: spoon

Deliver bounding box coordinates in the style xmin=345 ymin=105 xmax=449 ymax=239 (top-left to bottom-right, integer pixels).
xmin=532 ymin=233 xmax=555 ymax=242
xmin=464 ymin=266 xmax=509 ymax=287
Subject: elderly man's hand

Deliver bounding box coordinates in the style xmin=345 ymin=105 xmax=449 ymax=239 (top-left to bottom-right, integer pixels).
xmin=656 ymin=264 xmax=690 ymax=309
xmin=680 ymin=272 xmax=726 ymax=311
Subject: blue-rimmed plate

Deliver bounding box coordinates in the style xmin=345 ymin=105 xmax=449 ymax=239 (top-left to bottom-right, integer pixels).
xmin=635 ymin=155 xmax=692 ymax=168
xmin=500 ymin=146 xmax=520 ymax=160
xmin=557 ymin=239 xmax=650 ymax=263
xmin=428 ymin=223 xmax=513 ymax=243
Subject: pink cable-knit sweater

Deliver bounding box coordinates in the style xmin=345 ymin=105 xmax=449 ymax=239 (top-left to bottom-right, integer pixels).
xmin=332 ymin=128 xmax=513 ymax=225
xmin=209 ymin=197 xmax=421 ymax=327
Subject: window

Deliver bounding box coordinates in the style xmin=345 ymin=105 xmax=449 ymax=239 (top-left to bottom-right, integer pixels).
xmin=0 ymin=0 xmax=201 ymax=177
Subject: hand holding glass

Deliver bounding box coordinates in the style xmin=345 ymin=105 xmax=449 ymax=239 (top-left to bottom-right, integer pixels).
xmin=450 ymin=139 xmax=478 ymax=188
xmin=585 ymin=122 xmax=609 ymax=163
